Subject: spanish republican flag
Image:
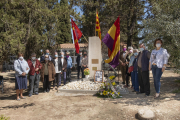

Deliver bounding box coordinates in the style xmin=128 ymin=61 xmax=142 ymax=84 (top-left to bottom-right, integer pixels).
xmin=71 ymin=19 xmax=82 ymax=54
xmin=95 ymin=11 xmax=101 ymax=40
xmin=102 ymin=17 xmax=120 ymax=68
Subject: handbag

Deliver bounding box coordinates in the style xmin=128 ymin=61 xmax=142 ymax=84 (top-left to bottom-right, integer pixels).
xmin=128 ymin=66 xmax=134 ymax=73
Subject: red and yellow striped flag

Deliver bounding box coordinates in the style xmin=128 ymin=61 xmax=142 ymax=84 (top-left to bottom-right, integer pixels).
xmin=71 ymin=19 xmax=82 ymax=54
xmin=96 ymin=11 xmax=101 ymax=40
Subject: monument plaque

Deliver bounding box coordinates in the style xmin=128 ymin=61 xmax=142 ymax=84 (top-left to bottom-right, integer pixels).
xmin=92 ymin=59 xmax=99 ymax=64
xmin=88 ymin=36 xmax=102 ymax=77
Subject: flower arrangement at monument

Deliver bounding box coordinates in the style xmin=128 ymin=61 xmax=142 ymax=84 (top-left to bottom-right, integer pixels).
xmin=96 ymin=75 xmax=122 ymax=99
xmin=84 ymin=68 xmax=90 ymax=75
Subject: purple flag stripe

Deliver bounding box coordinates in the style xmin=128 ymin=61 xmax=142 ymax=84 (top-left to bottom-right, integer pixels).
xmin=102 ymin=33 xmax=114 ymax=51
xmin=108 ymin=51 xmax=120 ymax=68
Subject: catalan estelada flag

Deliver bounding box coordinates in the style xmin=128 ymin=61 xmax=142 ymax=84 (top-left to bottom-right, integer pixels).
xmin=96 ymin=11 xmax=101 ymax=40
xmin=71 ymin=19 xmax=82 ymax=54
xmin=102 ymin=17 xmax=120 ymax=68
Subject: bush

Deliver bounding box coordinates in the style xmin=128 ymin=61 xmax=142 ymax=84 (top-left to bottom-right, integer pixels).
xmin=0 ymin=115 xmax=10 ymax=120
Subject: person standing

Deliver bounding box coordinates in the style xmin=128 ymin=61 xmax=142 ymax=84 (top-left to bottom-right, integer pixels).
xmin=60 ymin=52 xmax=67 ymax=85
xmin=131 ymin=49 xmax=140 ymax=94
xmin=82 ymin=54 xmax=88 ymax=78
xmin=119 ymin=45 xmax=127 ymax=84
xmin=14 ymin=53 xmax=30 ymax=101
xmin=124 ymin=46 xmax=133 ymax=88
xmin=66 ymin=52 xmax=72 ymax=82
xmin=40 ymin=49 xmax=52 ymax=62
xmin=137 ymin=43 xmax=151 ymax=96
xmin=149 ymin=39 xmax=169 ymax=98
xmin=52 ymin=52 xmax=61 ymax=90
xmin=40 ymin=55 xmax=55 ymax=93
xmin=76 ymin=51 xmax=83 ymax=79
xmin=27 ymin=53 xmax=42 ymax=97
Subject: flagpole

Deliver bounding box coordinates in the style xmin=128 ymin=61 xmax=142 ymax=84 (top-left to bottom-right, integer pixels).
xmin=95 ymin=8 xmax=97 ymax=36
xmin=82 ymin=34 xmax=88 ymax=43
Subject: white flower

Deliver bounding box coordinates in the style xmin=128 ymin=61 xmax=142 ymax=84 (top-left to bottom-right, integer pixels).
xmin=100 ymin=92 xmax=103 ymax=95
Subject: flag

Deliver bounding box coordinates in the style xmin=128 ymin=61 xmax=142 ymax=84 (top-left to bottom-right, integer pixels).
xmin=102 ymin=17 xmax=120 ymax=68
xmin=71 ymin=19 xmax=82 ymax=54
xmin=96 ymin=11 xmax=101 ymax=40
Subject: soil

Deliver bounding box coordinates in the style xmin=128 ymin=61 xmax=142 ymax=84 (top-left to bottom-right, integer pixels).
xmin=0 ymin=70 xmax=180 ymax=120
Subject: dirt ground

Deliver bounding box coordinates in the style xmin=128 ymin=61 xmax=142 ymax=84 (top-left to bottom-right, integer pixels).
xmin=0 ymin=70 xmax=180 ymax=120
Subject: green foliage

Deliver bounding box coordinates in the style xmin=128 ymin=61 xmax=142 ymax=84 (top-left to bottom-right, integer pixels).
xmin=0 ymin=115 xmax=10 ymax=120
xmin=143 ymin=0 xmax=180 ymax=73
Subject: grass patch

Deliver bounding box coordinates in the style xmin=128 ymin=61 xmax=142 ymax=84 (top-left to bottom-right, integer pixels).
xmin=0 ymin=115 xmax=10 ymax=120
xmin=172 ymin=88 xmax=180 ymax=93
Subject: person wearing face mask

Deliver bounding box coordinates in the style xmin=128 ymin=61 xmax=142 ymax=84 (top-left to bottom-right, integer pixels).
xmin=59 ymin=52 xmax=67 ymax=85
xmin=149 ymin=39 xmax=169 ymax=98
xmin=82 ymin=54 xmax=88 ymax=78
xmin=14 ymin=53 xmax=30 ymax=101
xmin=40 ymin=49 xmax=52 ymax=62
xmin=66 ymin=52 xmax=72 ymax=82
xmin=119 ymin=45 xmax=127 ymax=84
xmin=76 ymin=51 xmax=83 ymax=79
xmin=27 ymin=53 xmax=42 ymax=97
xmin=40 ymin=55 xmax=56 ymax=93
xmin=131 ymin=49 xmax=140 ymax=94
xmin=123 ymin=46 xmax=133 ymax=88
xmin=137 ymin=43 xmax=151 ymax=97
xmin=52 ymin=52 xmax=62 ymax=90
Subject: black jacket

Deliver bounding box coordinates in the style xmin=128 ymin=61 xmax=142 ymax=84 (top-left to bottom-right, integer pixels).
xmin=52 ymin=57 xmax=67 ymax=72
xmin=76 ymin=55 xmax=81 ymax=67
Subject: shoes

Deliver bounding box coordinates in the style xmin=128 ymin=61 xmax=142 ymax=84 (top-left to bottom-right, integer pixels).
xmin=20 ymin=96 xmax=26 ymax=99
xmin=123 ymin=85 xmax=128 ymax=88
xmin=29 ymin=94 xmax=32 ymax=97
xmin=136 ymin=91 xmax=140 ymax=94
xmin=17 ymin=98 xmax=21 ymax=101
xmin=132 ymin=90 xmax=136 ymax=92
xmin=122 ymin=82 xmax=125 ymax=84
xmin=35 ymin=92 xmax=39 ymax=95
xmin=47 ymin=90 xmax=50 ymax=93
xmin=43 ymin=90 xmax=46 ymax=93
xmin=145 ymin=94 xmax=150 ymax=97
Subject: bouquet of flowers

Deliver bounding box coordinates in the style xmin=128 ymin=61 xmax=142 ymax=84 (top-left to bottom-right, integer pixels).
xmin=96 ymin=75 xmax=122 ymax=99
xmin=84 ymin=68 xmax=90 ymax=75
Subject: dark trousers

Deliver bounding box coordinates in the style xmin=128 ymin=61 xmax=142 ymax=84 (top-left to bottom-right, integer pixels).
xmin=126 ymin=65 xmax=131 ymax=86
xmin=60 ymin=72 xmax=66 ymax=85
xmin=77 ymin=66 xmax=83 ymax=79
xmin=120 ymin=65 xmax=126 ymax=83
xmin=29 ymin=73 xmax=40 ymax=95
xmin=43 ymin=75 xmax=51 ymax=92
xmin=53 ymin=73 xmax=60 ymax=88
xmin=151 ymin=65 xmax=163 ymax=93
xmin=66 ymin=68 xmax=71 ymax=81
xmin=131 ymin=71 xmax=139 ymax=92
xmin=82 ymin=66 xmax=87 ymax=78
xmin=138 ymin=67 xmax=150 ymax=95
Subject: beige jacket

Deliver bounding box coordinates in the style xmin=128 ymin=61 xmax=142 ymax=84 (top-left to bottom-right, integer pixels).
xmin=82 ymin=57 xmax=88 ymax=67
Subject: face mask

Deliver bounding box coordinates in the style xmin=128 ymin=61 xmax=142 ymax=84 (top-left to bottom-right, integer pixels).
xmin=46 ymin=53 xmax=49 ymax=55
xmin=139 ymin=48 xmax=144 ymax=52
xmin=32 ymin=57 xmax=36 ymax=60
xmin=61 ymin=55 xmax=64 ymax=58
xmin=134 ymin=53 xmax=138 ymax=56
xmin=123 ymin=48 xmax=127 ymax=51
xmin=66 ymin=55 xmax=69 ymax=58
xmin=45 ymin=58 xmax=49 ymax=61
xmin=19 ymin=57 xmax=23 ymax=60
xmin=129 ymin=50 xmax=133 ymax=53
xmin=156 ymin=43 xmax=161 ymax=48
xmin=55 ymin=55 xmax=58 ymax=58
xmin=80 ymin=53 xmax=82 ymax=55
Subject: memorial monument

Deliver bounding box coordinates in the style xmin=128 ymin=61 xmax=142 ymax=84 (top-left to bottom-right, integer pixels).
xmin=88 ymin=36 xmax=102 ymax=78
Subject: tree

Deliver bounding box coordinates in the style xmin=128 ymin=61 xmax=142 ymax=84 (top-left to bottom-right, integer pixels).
xmin=143 ymin=0 xmax=180 ymax=73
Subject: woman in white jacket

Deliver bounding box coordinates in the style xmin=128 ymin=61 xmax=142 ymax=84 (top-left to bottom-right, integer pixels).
xmin=14 ymin=53 xmax=30 ymax=101
xmin=149 ymin=39 xmax=169 ymax=98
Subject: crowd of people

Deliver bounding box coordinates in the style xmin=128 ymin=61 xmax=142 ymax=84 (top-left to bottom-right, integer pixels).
xmin=119 ymin=38 xmax=169 ymax=98
xmin=14 ymin=49 xmax=88 ymax=101
xmin=13 ymin=38 xmax=169 ymax=101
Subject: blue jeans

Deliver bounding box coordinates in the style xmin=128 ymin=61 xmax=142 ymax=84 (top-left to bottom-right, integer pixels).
xmin=131 ymin=71 xmax=139 ymax=92
xmin=151 ymin=65 xmax=163 ymax=93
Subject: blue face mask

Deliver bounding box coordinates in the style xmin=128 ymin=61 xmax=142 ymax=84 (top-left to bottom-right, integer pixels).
xmin=46 ymin=53 xmax=49 ymax=55
xmin=134 ymin=53 xmax=138 ymax=56
xmin=61 ymin=55 xmax=64 ymax=58
xmin=55 ymin=55 xmax=58 ymax=58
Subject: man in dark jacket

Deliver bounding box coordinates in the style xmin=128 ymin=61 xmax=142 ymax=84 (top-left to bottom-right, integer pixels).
xmin=137 ymin=43 xmax=151 ymax=96
xmin=27 ymin=53 xmax=42 ymax=97
xmin=76 ymin=51 xmax=83 ymax=79
xmin=40 ymin=49 xmax=52 ymax=62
